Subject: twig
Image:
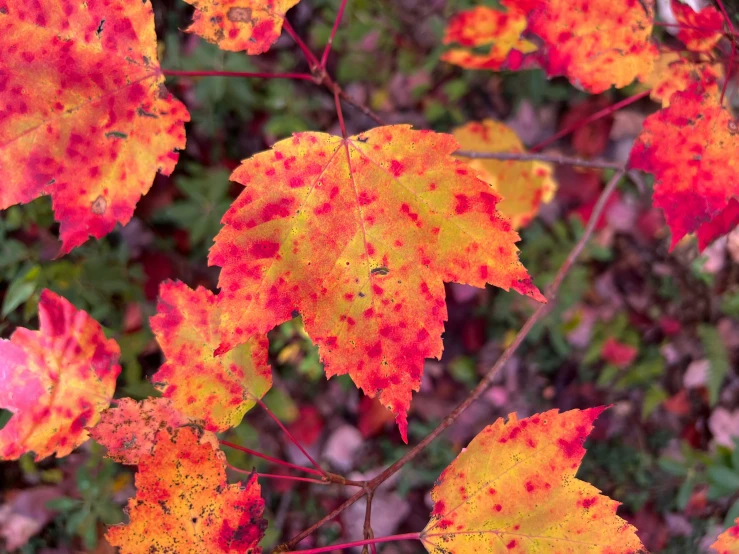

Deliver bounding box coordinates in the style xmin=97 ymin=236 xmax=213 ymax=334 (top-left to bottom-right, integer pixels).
xmin=454 ymin=150 xmax=625 ymax=170
xmin=531 ymin=90 xmax=650 ymax=152
xmin=257 ymin=398 xmax=328 ymax=478
xmin=281 ymin=532 xmax=421 ymax=554
xmin=278 ymin=169 xmax=626 ymax=550
xmin=228 ymin=464 xmax=329 ymax=486
xmin=334 ymin=88 xmax=348 ymax=138
xmin=220 ymin=440 xmax=325 ymax=477
xmin=162 ymin=69 xmax=314 ymax=80
xmin=321 ymin=0 xmax=349 ymax=68
xmin=283 ymin=19 xmax=321 ymax=69
xmin=361 ymin=491 xmax=376 ymax=554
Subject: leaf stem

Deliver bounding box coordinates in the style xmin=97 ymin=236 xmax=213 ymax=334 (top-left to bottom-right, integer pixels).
xmin=454 ymin=150 xmax=625 ymax=170
xmin=257 ymin=398 xmax=328 ymax=478
xmin=321 ymin=0 xmax=349 ymax=68
xmin=278 ymin=170 xmax=627 ymax=551
xmin=334 ymin=88 xmax=348 ymax=138
xmin=282 ymin=532 xmax=421 ymax=554
xmin=220 ymin=440 xmax=325 ymax=477
xmin=228 ymin=464 xmax=328 ymax=485
xmin=283 ymin=19 xmax=321 ymax=69
xmin=530 ymin=90 xmax=650 ymax=152
xmin=161 ymin=69 xmax=314 ymax=80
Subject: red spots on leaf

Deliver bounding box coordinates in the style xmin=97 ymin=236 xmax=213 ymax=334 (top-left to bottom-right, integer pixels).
xmin=454 ymin=194 xmax=470 ymax=214
xmin=525 ymin=481 xmax=535 ymax=493
xmin=494 ymin=504 xmax=502 ymax=512
xmin=582 ymin=496 xmax=598 ymax=509
xmin=506 ymin=540 xmax=517 ymax=550
xmin=367 ymin=341 xmax=382 ymax=358
xmin=314 ymin=202 xmax=332 ymax=215
xmin=289 ymin=176 xmax=304 ymax=188
xmin=389 ymin=159 xmax=405 ymax=177
xmin=249 ymin=240 xmax=280 ymax=259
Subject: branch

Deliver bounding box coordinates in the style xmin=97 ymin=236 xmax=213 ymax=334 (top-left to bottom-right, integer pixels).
xmin=281 ymin=533 xmax=421 ymax=554
xmin=228 ymin=465 xmax=329 ymax=486
xmin=278 ymin=169 xmax=627 ymax=551
xmin=321 ymin=0 xmax=349 ymax=68
xmin=220 ymin=440 xmax=325 ymax=477
xmin=530 ymin=90 xmax=650 ymax=152
xmin=361 ymin=491 xmax=376 ymax=554
xmin=162 ymin=69 xmax=314 ymax=80
xmin=454 ymin=150 xmax=625 ymax=170
xmin=283 ymin=20 xmax=321 ymax=69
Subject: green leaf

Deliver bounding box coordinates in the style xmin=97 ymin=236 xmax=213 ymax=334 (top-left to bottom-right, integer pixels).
xmin=642 ymin=385 xmax=668 ymax=420
xmin=46 ymin=497 xmax=84 ymax=513
xmin=726 ymin=497 xmax=739 ymax=528
xmin=2 ymin=265 xmax=40 ymax=316
xmin=698 ymin=324 xmax=729 ymax=406
xmin=707 ymin=465 xmax=739 ymax=492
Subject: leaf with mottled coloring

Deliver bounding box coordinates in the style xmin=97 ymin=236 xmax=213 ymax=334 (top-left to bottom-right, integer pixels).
xmin=671 ymin=0 xmax=724 ymax=52
xmin=150 ymin=281 xmax=272 ymax=432
xmin=210 ymin=126 xmax=544 ymax=442
xmin=713 ymin=518 xmax=739 ymax=554
xmin=0 ymin=0 xmax=189 ymax=254
xmin=453 ymin=120 xmax=556 ymax=229
xmin=442 ymin=4 xmax=537 ymax=71
xmin=630 ymin=87 xmax=739 ymax=250
xmin=107 ymin=428 xmax=267 ymax=554
xmin=183 ymin=0 xmax=301 ymax=54
xmin=422 ymin=408 xmax=645 ymax=554
xmin=0 ymin=290 xmax=120 ymax=460
xmin=644 ymin=53 xmax=722 ymax=107
xmin=516 ymin=0 xmax=658 ymax=94
xmin=91 ymin=397 xmax=218 ymax=465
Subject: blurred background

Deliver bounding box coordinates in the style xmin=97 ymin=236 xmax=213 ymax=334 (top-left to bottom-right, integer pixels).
xmin=2 ymin=0 xmax=739 ymax=552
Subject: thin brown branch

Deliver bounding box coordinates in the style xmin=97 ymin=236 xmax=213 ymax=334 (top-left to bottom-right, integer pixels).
xmin=454 ymin=150 xmax=625 ymax=170
xmin=361 ymin=491 xmax=376 ymax=554
xmin=277 ymin=169 xmax=626 ymax=552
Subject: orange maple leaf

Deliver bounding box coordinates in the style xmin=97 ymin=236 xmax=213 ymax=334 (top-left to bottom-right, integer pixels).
xmin=209 ymin=126 xmax=544 ymax=442
xmin=442 ymin=4 xmax=537 ymax=71
xmin=630 ymin=87 xmax=739 ymax=250
xmin=644 ymin=52 xmax=723 ymax=107
xmin=107 ymin=428 xmax=267 ymax=554
xmin=91 ymin=397 xmax=218 ymax=465
xmin=516 ymin=0 xmax=658 ymax=93
xmin=0 ymin=0 xmax=189 ymax=254
xmin=671 ymin=0 xmax=724 ymax=52
xmin=150 ymin=281 xmax=272 ymax=432
xmin=183 ymin=0 xmax=301 ymax=54
xmin=421 ymin=407 xmax=645 ymax=554
xmin=452 ymin=120 xmax=557 ymax=229
xmin=713 ymin=518 xmax=739 ymax=554
xmin=0 ymin=290 xmax=120 ymax=460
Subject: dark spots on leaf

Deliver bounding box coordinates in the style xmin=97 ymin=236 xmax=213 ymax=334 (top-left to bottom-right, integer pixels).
xmin=370 ymin=266 xmax=389 ymax=276
xmin=105 ymin=131 xmax=127 ymax=139
xmin=358 ymin=292 xmax=365 ymax=297
xmin=291 ymin=310 xmax=299 ymax=318
xmin=91 ymin=195 xmax=107 ymax=215
xmin=357 ymin=136 xmax=369 ymax=143
xmin=227 ymin=7 xmax=253 ymax=23
xmin=137 ymin=107 xmax=158 ymax=118
xmin=96 ymin=19 xmax=105 ymax=36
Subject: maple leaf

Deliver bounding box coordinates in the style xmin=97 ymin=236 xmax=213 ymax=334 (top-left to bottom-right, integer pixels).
xmin=0 ymin=0 xmax=189 ymax=254
xmin=452 ymin=120 xmax=556 ymax=229
xmin=150 ymin=281 xmax=272 ymax=432
xmin=421 ymin=407 xmax=645 ymax=554
xmin=516 ymin=0 xmax=658 ymax=94
xmin=671 ymin=0 xmax=724 ymax=52
xmin=210 ymin=126 xmax=544 ymax=442
xmin=630 ymin=86 xmax=739 ymax=250
xmin=0 ymin=290 xmax=120 ymax=460
xmin=107 ymin=427 xmax=267 ymax=554
xmin=91 ymin=397 xmax=218 ymax=465
xmin=183 ymin=0 xmax=301 ymax=54
xmin=644 ymin=53 xmax=722 ymax=107
xmin=442 ymin=4 xmax=537 ymax=71
xmin=713 ymin=518 xmax=739 ymax=554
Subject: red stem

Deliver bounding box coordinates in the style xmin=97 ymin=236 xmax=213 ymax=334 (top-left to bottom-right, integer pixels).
xmin=227 ymin=464 xmax=328 ymax=485
xmin=321 ymin=0 xmax=349 ymax=68
xmin=283 ymin=19 xmax=321 ymax=69
xmin=220 ymin=440 xmax=325 ymax=477
xmin=161 ymin=69 xmax=314 ymax=80
xmin=715 ymin=0 xmax=737 ymax=103
xmin=530 ymin=90 xmax=650 ymax=152
xmin=257 ymin=398 xmax=328 ymax=477
xmin=334 ymin=88 xmax=348 ymax=138
xmin=283 ymin=533 xmax=421 ymax=554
